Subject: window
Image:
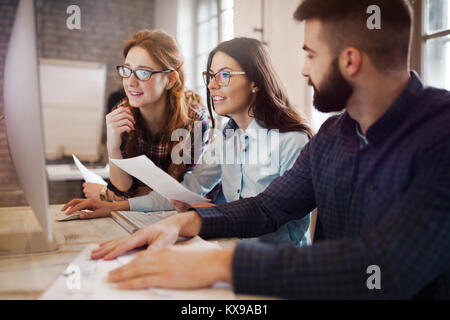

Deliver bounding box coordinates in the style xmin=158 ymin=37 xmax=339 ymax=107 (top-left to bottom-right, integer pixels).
xmin=195 ymin=0 xmax=234 ymax=93
xmin=194 ymin=0 xmax=234 ymax=128
xmin=412 ymin=0 xmax=450 ymax=90
xmin=312 ymin=1 xmax=450 ymax=132
xmin=422 ymin=0 xmax=450 ymax=90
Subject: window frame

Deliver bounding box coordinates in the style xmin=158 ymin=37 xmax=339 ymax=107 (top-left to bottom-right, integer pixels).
xmin=193 ymin=0 xmax=234 ymax=92
xmin=410 ymin=0 xmax=450 ymax=77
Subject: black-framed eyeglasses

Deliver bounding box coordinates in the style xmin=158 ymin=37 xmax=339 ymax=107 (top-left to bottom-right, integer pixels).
xmin=116 ymin=65 xmax=173 ymax=81
xmin=202 ymin=70 xmax=246 ymax=87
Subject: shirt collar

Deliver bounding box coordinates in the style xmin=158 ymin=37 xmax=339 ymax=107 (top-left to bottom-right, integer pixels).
xmin=340 ymin=71 xmax=425 ymax=145
xmin=244 ymin=119 xmax=265 ymax=140
xmin=223 ymin=118 xmax=264 ymax=140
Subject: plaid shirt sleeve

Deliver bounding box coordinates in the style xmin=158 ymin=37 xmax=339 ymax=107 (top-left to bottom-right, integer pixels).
xmin=186 ymin=102 xmax=213 ymax=171
xmin=196 ymin=139 xmax=316 ymax=239
xmin=196 ymin=136 xmax=450 ymax=299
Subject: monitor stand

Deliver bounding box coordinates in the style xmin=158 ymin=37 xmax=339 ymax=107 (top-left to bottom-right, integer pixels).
xmin=0 ymin=232 xmax=58 ymax=256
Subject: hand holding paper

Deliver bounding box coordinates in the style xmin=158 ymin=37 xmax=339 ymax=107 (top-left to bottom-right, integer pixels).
xmin=72 ymin=154 xmax=107 ymax=185
xmin=109 ymin=155 xmax=209 ymax=205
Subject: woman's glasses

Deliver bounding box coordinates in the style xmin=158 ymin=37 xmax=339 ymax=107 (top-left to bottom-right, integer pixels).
xmin=202 ymin=70 xmax=246 ymax=87
xmin=116 ymin=65 xmax=173 ymax=81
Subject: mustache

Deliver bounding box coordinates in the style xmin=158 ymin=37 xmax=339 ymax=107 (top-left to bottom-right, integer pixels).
xmin=308 ymin=78 xmax=317 ymax=90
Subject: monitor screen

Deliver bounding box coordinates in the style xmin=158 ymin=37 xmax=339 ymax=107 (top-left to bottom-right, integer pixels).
xmin=3 ymin=0 xmax=53 ymax=242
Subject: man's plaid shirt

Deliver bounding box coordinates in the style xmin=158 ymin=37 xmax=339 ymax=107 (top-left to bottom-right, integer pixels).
xmin=195 ymin=72 xmax=450 ymax=299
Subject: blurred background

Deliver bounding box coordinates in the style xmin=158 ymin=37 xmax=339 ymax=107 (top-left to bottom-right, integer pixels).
xmin=0 ymin=0 xmax=448 ymax=206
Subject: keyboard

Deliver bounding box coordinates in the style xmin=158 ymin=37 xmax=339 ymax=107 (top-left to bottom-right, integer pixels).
xmin=110 ymin=210 xmax=179 ymax=234
xmin=117 ymin=210 xmax=177 ymax=229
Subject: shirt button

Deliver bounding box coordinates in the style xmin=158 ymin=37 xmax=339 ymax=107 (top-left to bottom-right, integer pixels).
xmin=237 ymin=189 xmax=240 ymax=194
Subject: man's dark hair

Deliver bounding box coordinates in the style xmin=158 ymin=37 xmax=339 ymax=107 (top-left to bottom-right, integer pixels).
xmin=294 ymin=0 xmax=413 ymax=70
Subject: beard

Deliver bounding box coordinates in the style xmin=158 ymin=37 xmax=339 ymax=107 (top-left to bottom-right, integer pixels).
xmin=309 ymin=58 xmax=354 ymax=113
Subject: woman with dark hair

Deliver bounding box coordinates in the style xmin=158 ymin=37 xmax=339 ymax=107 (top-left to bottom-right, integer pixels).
xmin=171 ymin=37 xmax=314 ymax=246
xmin=204 ymin=37 xmax=313 ymax=135
xmin=64 ymin=37 xmax=313 ymax=246
xmin=74 ymin=29 xmax=211 ymax=201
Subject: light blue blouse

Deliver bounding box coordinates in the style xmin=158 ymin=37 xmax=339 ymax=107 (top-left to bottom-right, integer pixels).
xmin=129 ymin=119 xmax=311 ymax=246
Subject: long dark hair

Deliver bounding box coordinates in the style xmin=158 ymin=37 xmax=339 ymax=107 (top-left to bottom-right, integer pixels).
xmin=205 ymin=37 xmax=313 ymax=138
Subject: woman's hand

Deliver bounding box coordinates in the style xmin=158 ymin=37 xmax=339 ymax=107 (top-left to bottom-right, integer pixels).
xmin=61 ymin=198 xmax=119 ymax=219
xmin=106 ymin=245 xmax=234 ymax=290
xmin=82 ymin=182 xmax=105 ymax=200
xmin=105 ymin=106 xmax=136 ymax=154
xmin=169 ymin=200 xmax=191 ymax=212
xmin=170 ymin=200 xmax=216 ymax=212
xmin=91 ymin=214 xmax=184 ymax=260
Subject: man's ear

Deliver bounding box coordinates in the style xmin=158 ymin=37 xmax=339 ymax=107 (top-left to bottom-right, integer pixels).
xmin=339 ymin=47 xmax=362 ymax=78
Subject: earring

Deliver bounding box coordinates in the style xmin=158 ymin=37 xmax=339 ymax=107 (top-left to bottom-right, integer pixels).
xmin=252 ymin=89 xmax=257 ymax=93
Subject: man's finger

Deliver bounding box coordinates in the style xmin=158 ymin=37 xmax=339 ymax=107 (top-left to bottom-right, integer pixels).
xmin=147 ymin=233 xmax=169 ymax=251
xmin=103 ymin=232 xmax=149 ymax=260
xmin=93 ymin=244 xmax=119 ymax=259
xmin=98 ymin=239 xmax=115 ymax=248
xmin=108 ymin=258 xmax=159 ymax=283
xmin=91 ymin=240 xmax=121 ymax=259
xmin=116 ymin=275 xmax=163 ymax=290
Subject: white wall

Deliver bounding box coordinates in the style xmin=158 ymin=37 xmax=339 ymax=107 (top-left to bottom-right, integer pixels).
xmin=234 ymin=0 xmax=312 ymax=122
xmin=154 ymin=0 xmax=314 ymax=123
xmin=153 ymin=0 xmax=196 ymax=90
xmin=154 ymin=0 xmax=178 ymax=38
xmin=176 ymin=0 xmax=196 ymax=91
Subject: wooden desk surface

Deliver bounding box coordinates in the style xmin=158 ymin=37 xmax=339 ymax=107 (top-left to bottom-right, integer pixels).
xmin=0 ymin=205 xmax=264 ymax=300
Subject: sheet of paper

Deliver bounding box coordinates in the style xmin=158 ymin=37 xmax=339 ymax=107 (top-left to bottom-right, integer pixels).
xmin=72 ymin=154 xmax=107 ymax=185
xmin=110 ymin=155 xmax=209 ymax=205
xmin=39 ymin=237 xmax=234 ymax=300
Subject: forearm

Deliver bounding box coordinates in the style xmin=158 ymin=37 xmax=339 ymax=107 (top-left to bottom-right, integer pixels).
xmin=108 ymin=157 xmax=134 ymax=192
xmin=110 ymin=200 xmax=130 ymax=211
xmin=195 ymin=194 xmax=311 ymax=239
xmin=196 ymin=153 xmax=315 ymax=239
xmin=232 ymin=188 xmax=450 ymax=299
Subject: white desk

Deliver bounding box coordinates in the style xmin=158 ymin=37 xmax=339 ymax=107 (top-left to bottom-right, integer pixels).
xmin=0 ymin=205 xmax=271 ymax=300
xmin=46 ymin=164 xmax=109 ymax=181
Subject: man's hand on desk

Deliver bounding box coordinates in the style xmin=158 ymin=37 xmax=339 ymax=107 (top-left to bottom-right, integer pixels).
xmin=61 ymin=198 xmax=129 ymax=219
xmin=107 ymin=245 xmax=235 ymax=290
xmin=91 ymin=210 xmax=203 ymax=260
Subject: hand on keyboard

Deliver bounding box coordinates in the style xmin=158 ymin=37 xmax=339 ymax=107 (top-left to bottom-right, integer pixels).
xmin=91 ymin=213 xmax=186 ymax=260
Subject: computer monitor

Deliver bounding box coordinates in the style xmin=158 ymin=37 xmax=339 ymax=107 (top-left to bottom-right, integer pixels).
xmin=0 ymin=0 xmax=57 ymax=255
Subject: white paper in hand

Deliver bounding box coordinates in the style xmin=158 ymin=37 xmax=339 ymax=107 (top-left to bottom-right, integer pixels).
xmin=109 ymin=155 xmax=209 ymax=205
xmin=72 ymin=154 xmax=107 ymax=185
